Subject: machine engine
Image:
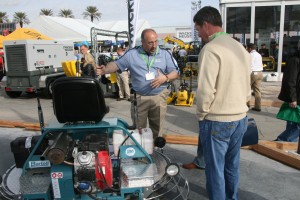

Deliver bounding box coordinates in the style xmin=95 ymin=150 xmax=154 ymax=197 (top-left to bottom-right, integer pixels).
xmin=74 ymin=151 xmax=96 ymax=183
xmin=72 ymin=134 xmax=113 ymax=193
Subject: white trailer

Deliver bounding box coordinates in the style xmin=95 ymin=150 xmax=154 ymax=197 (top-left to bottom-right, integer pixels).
xmin=1 ymin=40 xmax=74 ymax=98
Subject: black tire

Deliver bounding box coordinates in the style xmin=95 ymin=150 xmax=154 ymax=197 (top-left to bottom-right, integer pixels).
xmin=5 ymin=91 xmax=22 ymax=98
xmin=43 ymin=80 xmax=54 ymax=99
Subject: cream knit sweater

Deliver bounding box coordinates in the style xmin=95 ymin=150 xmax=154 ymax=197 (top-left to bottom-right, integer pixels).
xmin=196 ymin=34 xmax=251 ymax=122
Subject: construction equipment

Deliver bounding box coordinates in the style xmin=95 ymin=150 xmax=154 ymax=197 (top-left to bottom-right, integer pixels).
xmin=262 ymin=56 xmax=276 ymax=71
xmin=172 ymin=41 xmax=200 ymax=106
xmin=175 ymin=62 xmax=195 ymax=107
xmin=166 ymin=81 xmax=177 ymax=104
xmin=0 ymin=40 xmax=74 ymax=98
xmin=90 ymin=28 xmax=129 ymax=96
xmin=163 ymin=35 xmax=189 ymax=50
xmin=0 ymin=77 xmax=189 ymax=200
xmin=167 ymin=54 xmax=197 ymax=107
xmin=166 ymin=62 xmax=195 ymax=107
xmin=188 ymin=40 xmax=202 ymax=56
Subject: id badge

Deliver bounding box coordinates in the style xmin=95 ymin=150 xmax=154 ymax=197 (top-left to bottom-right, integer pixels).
xmin=145 ymin=72 xmax=155 ymax=80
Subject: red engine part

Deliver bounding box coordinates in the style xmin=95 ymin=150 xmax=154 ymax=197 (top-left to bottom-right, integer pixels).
xmin=95 ymin=151 xmax=113 ymax=190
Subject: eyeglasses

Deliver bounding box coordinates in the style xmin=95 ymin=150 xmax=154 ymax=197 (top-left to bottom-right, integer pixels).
xmin=145 ymin=40 xmax=158 ymax=46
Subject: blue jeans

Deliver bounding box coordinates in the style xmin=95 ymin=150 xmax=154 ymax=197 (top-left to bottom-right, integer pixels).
xmin=277 ymin=121 xmax=300 ymax=142
xmin=199 ymin=116 xmax=248 ymax=200
xmin=193 ymin=134 xmax=206 ymax=169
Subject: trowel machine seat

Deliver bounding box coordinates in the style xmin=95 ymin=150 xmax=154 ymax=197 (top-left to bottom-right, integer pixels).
xmin=52 ymin=77 xmax=109 ymax=123
xmin=1 ymin=77 xmax=189 ymax=200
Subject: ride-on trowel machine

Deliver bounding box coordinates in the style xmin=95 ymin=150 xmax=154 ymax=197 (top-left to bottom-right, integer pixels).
xmin=0 ymin=30 xmax=189 ymax=199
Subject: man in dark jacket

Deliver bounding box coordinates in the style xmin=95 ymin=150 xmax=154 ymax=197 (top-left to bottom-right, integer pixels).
xmin=275 ymin=42 xmax=300 ymax=142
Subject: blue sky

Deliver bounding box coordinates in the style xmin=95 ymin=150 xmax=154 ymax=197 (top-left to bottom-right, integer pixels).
xmin=0 ymin=0 xmax=219 ymax=27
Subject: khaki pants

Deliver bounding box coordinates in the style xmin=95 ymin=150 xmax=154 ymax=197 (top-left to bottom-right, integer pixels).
xmin=116 ymin=71 xmax=130 ymax=99
xmin=131 ymin=89 xmax=169 ymax=138
xmin=248 ymin=71 xmax=263 ymax=109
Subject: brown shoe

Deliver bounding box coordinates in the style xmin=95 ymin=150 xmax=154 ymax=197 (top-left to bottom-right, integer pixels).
xmin=182 ymin=163 xmax=203 ymax=170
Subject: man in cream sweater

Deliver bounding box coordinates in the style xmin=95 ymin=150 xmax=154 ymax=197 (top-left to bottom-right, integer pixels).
xmin=193 ymin=6 xmax=251 ymax=200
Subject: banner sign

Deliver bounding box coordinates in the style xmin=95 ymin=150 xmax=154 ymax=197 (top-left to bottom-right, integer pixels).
xmin=127 ymin=0 xmax=140 ymax=48
xmin=191 ymin=8 xmax=198 ymax=42
xmin=176 ymin=29 xmax=192 ymax=43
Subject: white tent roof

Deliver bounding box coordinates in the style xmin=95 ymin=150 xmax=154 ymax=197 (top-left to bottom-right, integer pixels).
xmin=27 ymin=16 xmax=151 ymax=43
xmin=27 ymin=16 xmax=93 ymax=41
xmin=98 ymin=19 xmax=151 ymax=39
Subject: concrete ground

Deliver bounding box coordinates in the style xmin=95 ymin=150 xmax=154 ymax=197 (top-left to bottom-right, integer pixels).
xmin=0 ymin=79 xmax=299 ymax=199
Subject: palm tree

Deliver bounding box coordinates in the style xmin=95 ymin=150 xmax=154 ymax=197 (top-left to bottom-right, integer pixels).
xmin=58 ymin=9 xmax=74 ymax=18
xmin=0 ymin=12 xmax=9 ymax=23
xmin=40 ymin=9 xmax=54 ymax=16
xmin=13 ymin=12 xmax=30 ymax=28
xmin=82 ymin=6 xmax=101 ymax=22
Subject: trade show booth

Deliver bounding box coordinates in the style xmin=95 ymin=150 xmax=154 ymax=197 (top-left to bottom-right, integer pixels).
xmin=220 ymin=0 xmax=300 ymax=75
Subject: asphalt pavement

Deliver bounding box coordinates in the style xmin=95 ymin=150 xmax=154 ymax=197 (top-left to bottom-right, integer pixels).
xmin=0 ymin=79 xmax=299 ymax=200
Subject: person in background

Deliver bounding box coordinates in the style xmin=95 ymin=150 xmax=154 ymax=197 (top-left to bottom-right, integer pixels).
xmin=96 ymin=29 xmax=179 ymax=139
xmin=115 ymin=47 xmax=131 ymax=101
xmin=74 ymin=46 xmax=82 ymax=61
xmin=258 ymin=43 xmax=270 ymax=57
xmin=193 ymin=6 xmax=251 ymax=200
xmin=275 ymin=41 xmax=300 ymax=142
xmin=247 ymin=43 xmax=264 ymax=112
xmin=273 ymin=43 xmax=279 ymax=63
xmin=80 ymin=42 xmax=96 ymax=78
xmin=178 ymin=47 xmax=187 ymax=58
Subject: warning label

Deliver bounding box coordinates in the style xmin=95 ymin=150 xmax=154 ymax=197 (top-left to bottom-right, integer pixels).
xmin=51 ymin=172 xmax=63 ymax=198
xmin=51 ymin=172 xmax=63 ymax=179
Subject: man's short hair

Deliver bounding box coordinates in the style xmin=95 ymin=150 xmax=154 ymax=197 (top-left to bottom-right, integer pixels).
xmin=247 ymin=43 xmax=256 ymax=50
xmin=141 ymin=29 xmax=157 ymax=41
xmin=193 ymin=6 xmax=222 ymax=27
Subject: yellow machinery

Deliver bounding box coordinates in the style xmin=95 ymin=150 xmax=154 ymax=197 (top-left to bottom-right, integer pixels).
xmin=163 ymin=36 xmax=198 ymax=106
xmin=174 ymin=62 xmax=195 ymax=106
xmin=262 ymin=56 xmax=286 ymax=71
xmin=62 ymin=60 xmax=78 ymax=77
xmin=166 ymin=82 xmax=177 ymax=104
xmin=262 ymin=56 xmax=276 ymax=71
xmin=166 ymin=62 xmax=196 ymax=106
xmin=163 ymin=35 xmax=190 ymax=50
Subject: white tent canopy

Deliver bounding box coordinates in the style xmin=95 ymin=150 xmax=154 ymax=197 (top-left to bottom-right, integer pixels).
xmin=98 ymin=19 xmax=151 ymax=39
xmin=28 ymin=16 xmax=92 ymax=41
xmin=27 ymin=16 xmax=151 ymax=43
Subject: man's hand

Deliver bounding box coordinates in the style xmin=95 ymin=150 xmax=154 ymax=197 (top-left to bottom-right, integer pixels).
xmin=289 ymin=101 xmax=297 ymax=108
xmin=150 ymin=69 xmax=168 ymax=88
xmin=96 ymin=65 xmax=105 ymax=76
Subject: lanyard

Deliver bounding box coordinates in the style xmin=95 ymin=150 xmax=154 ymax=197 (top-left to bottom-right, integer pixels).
xmin=140 ymin=48 xmax=158 ymax=72
xmin=209 ymin=31 xmax=227 ymax=41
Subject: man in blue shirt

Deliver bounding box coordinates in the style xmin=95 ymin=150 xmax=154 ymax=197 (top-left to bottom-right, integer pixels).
xmin=97 ymin=29 xmax=179 ymax=138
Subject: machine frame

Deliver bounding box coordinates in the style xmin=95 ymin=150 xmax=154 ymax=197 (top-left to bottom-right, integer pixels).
xmin=0 ymin=77 xmax=189 ymax=200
